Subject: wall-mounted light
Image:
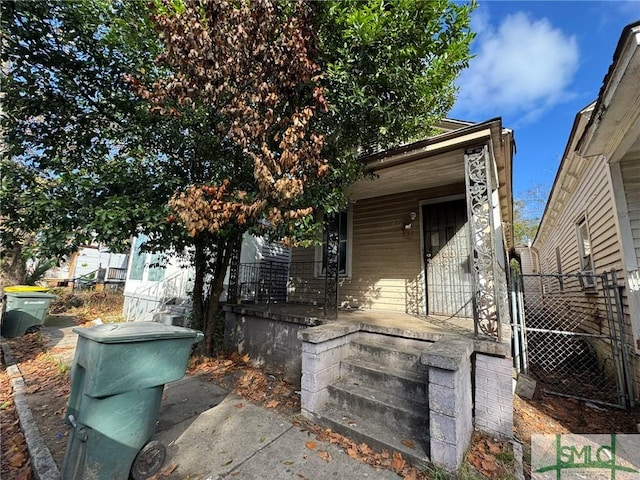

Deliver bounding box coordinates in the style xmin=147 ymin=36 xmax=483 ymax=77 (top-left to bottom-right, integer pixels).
xmin=404 ymin=211 xmax=417 ymax=233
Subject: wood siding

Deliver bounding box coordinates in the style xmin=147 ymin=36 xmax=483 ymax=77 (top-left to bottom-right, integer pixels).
xmin=290 ymin=184 xmax=465 ymax=312
xmin=621 ymin=156 xmax=640 ymax=262
xmin=536 ymin=156 xmax=619 ymax=277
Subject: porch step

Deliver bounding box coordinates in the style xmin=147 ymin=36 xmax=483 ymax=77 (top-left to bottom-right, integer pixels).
xmin=327 ymin=379 xmax=429 ymax=431
xmin=312 ymin=404 xmax=430 ymax=467
xmin=340 ymin=357 xmax=428 ymax=404
xmin=311 ymin=334 xmax=433 ymax=466
xmin=350 ymin=336 xmax=430 ymax=373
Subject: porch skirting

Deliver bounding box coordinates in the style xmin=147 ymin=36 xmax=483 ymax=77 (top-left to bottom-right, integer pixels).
xmin=223 ymin=305 xmax=323 ymax=386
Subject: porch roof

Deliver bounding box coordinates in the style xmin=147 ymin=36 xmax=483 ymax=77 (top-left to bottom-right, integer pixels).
xmin=347 ymin=118 xmax=515 ymax=248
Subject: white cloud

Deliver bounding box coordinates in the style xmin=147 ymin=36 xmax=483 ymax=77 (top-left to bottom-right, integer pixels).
xmin=453 ymin=11 xmax=580 ymax=124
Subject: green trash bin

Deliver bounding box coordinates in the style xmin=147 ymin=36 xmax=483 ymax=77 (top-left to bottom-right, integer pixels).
xmin=61 ymin=322 xmax=204 ymax=480
xmin=1 ymin=291 xmax=57 ymax=338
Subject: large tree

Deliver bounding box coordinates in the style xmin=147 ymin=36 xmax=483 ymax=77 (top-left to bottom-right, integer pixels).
xmin=1 ymin=0 xmax=474 ymax=353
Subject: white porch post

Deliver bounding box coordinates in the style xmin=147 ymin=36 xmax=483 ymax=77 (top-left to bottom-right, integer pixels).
xmin=464 ymin=146 xmax=502 ymax=341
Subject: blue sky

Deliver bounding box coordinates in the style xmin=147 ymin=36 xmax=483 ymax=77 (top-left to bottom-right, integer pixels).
xmin=449 ymin=0 xmax=640 ymax=213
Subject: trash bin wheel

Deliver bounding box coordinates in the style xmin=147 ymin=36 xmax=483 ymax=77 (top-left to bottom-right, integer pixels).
xmin=25 ymin=325 xmax=41 ymax=334
xmin=130 ymin=440 xmax=166 ymax=480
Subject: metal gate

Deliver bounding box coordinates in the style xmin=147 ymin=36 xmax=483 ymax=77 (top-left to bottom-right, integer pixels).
xmin=511 ymin=268 xmax=635 ymax=409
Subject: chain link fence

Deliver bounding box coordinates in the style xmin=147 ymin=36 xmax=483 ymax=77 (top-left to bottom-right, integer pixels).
xmin=512 ymin=271 xmax=633 ymax=408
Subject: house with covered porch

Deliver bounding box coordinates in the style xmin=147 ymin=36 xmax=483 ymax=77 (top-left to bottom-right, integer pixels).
xmin=224 ymin=117 xmax=515 ymax=471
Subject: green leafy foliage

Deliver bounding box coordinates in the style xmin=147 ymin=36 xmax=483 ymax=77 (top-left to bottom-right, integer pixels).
xmin=2 ymin=0 xmax=475 ymax=353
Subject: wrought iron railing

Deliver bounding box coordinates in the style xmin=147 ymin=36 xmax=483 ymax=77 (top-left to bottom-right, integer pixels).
xmin=237 ymin=260 xmax=327 ymax=306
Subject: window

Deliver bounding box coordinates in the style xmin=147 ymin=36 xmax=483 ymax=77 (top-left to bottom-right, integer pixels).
xmin=128 ymin=235 xmax=166 ymax=282
xmin=129 ymin=236 xmax=146 ymax=280
xmin=316 ymin=209 xmax=351 ymax=277
xmin=555 ymin=246 xmax=564 ymax=291
xmin=576 ymin=217 xmax=595 ymax=288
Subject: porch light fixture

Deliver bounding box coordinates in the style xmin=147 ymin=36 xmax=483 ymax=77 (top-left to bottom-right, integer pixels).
xmin=404 ymin=211 xmax=417 ymax=232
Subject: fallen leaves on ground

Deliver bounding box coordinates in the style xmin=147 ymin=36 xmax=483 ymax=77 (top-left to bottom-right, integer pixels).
xmin=513 ymin=390 xmax=640 ymax=478
xmin=465 ymin=432 xmax=511 ymax=478
xmin=188 ymin=352 xmax=300 ymax=415
xmin=1 ymin=351 xmax=34 ymax=480
xmin=148 ymin=463 xmax=178 ymax=480
xmin=303 ymin=423 xmax=426 ymax=479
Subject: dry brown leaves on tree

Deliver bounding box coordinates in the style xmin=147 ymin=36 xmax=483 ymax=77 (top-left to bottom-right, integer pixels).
xmin=127 ymin=0 xmax=330 ymax=239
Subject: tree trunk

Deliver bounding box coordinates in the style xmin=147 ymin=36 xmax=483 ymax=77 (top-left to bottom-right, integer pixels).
xmin=0 ymin=245 xmax=27 ymax=294
xmin=191 ymin=234 xmax=207 ymax=332
xmin=202 ymin=235 xmax=239 ymax=356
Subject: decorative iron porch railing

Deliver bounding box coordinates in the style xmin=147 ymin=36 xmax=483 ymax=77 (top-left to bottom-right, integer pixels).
xmin=237 ymin=261 xmax=327 ymax=306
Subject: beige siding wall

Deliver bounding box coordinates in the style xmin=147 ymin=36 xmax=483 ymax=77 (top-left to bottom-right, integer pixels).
xmin=516 ymin=247 xmax=539 ymax=275
xmin=621 ymin=157 xmax=640 ymax=261
xmin=290 ymin=184 xmax=464 ymax=312
xmin=621 ymin=156 xmax=640 ymax=395
xmin=536 ymin=156 xmax=619 ymax=276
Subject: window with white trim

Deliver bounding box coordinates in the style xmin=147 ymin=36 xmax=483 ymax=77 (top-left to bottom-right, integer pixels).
xmin=315 ymin=209 xmax=352 ymax=277
xmin=576 ymin=217 xmax=595 ymax=288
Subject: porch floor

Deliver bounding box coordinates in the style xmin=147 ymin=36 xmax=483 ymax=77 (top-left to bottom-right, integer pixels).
xmin=237 ymin=303 xmax=476 ymax=338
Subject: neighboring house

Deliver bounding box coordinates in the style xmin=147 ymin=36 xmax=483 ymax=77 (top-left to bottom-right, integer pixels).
xmin=523 ymin=21 xmax=640 ymax=402
xmin=44 ymin=245 xmax=128 ymax=289
xmin=122 ymin=233 xmax=290 ymax=322
xmin=225 ymin=116 xmax=516 ymax=471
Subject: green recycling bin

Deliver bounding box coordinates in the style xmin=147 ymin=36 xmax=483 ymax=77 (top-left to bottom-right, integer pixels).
xmin=1 ymin=291 xmax=57 ymax=338
xmin=61 ymin=322 xmax=203 ymax=480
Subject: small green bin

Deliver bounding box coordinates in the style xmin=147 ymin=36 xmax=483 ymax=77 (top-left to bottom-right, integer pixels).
xmin=1 ymin=291 xmax=57 ymax=338
xmin=62 ymin=322 xmax=203 ymax=480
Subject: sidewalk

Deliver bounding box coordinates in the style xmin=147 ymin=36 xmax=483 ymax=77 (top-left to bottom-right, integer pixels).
xmin=5 ymin=323 xmax=402 ymax=480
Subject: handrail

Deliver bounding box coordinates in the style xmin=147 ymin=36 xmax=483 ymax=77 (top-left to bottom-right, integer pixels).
xmin=72 ymin=269 xmax=101 ymax=291
xmin=125 ymin=270 xmax=187 ymax=321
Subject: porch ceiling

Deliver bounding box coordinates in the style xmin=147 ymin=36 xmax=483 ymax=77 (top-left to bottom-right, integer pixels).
xmin=347 ymin=148 xmax=465 ymax=200
xmin=347 ymin=119 xmax=515 ymax=248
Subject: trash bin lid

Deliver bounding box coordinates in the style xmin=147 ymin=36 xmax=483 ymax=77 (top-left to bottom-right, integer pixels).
xmin=73 ymin=322 xmax=202 ymax=343
xmin=4 ymin=285 xmax=50 ymax=293
xmin=3 ymin=291 xmax=57 ymax=299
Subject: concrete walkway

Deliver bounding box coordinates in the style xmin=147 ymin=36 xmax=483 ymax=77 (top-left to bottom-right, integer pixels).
xmin=4 ymin=322 xmax=403 ymax=480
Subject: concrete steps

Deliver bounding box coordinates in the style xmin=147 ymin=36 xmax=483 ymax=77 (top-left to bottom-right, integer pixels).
xmin=315 ymin=334 xmax=433 ymax=465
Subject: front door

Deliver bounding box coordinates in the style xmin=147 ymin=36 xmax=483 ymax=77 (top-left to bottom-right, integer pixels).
xmin=422 ymin=199 xmax=473 ymax=317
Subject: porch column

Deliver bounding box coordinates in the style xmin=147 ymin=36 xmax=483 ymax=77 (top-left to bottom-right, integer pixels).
xmin=324 ymin=215 xmax=339 ymax=319
xmin=464 ymin=146 xmax=501 ymax=341
xmin=227 ymin=243 xmax=241 ymax=304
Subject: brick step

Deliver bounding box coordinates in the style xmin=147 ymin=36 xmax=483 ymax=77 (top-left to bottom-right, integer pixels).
xmin=340 ymin=356 xmax=428 ymax=403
